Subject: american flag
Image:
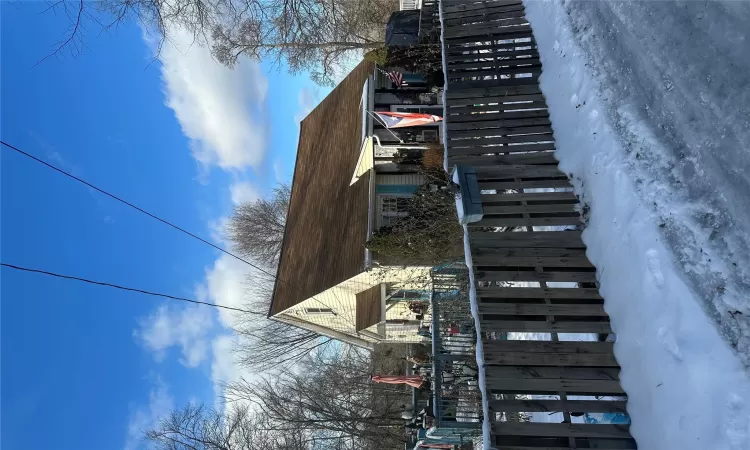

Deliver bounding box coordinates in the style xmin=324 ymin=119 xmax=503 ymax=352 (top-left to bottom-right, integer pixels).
xmin=386 ymin=70 xmax=404 ymax=88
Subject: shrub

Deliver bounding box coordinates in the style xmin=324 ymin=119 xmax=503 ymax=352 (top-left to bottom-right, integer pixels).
xmin=366 ymin=169 xmax=463 ymax=267
xmin=364 ymin=47 xmax=390 ymax=66
xmin=421 ymin=143 xmax=444 ymax=169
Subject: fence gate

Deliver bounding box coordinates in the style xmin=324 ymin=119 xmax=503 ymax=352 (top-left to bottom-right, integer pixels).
xmin=439 ymin=1 xmax=637 ymax=449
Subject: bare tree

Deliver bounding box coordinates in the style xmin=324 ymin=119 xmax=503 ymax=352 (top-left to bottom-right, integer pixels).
xmin=146 ymin=345 xmax=411 ymax=450
xmin=226 ymin=345 xmax=410 ymax=449
xmin=231 ymin=291 xmax=335 ymax=372
xmin=211 ymin=0 xmax=398 ymax=84
xmin=40 ymin=0 xmax=223 ymax=63
xmin=145 ymin=403 xmax=347 ymax=450
xmin=45 ymin=0 xmax=398 ymax=84
xmin=221 ymin=183 xmax=336 ymax=372
xmin=228 ymin=183 xmax=290 ymax=268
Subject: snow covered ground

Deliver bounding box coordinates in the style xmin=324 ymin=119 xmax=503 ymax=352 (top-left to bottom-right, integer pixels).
xmin=524 ymin=1 xmax=750 ymax=449
xmin=534 ymin=0 xmax=750 ymax=359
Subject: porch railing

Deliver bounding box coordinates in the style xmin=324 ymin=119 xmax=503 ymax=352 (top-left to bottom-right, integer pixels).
xmin=429 ymin=263 xmax=482 ymax=442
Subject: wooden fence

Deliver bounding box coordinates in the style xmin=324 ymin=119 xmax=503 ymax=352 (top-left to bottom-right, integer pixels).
xmin=439 ymin=1 xmax=637 ymax=449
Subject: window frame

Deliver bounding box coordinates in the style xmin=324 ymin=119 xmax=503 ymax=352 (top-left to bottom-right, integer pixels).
xmin=378 ymin=194 xmax=411 ymax=228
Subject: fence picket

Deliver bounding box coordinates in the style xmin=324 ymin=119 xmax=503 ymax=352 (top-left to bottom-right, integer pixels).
xmin=438 ymin=2 xmax=633 ymax=447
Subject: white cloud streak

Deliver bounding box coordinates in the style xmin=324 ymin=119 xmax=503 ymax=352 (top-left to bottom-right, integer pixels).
xmin=124 ymin=379 xmax=174 ymax=450
xmin=134 ymin=304 xmax=213 ymax=367
xmin=136 ymin=24 xmax=276 ymax=416
xmin=157 ymin=28 xmax=269 ymax=173
xmin=294 ymin=86 xmax=320 ymax=124
xmin=272 ymin=159 xmax=286 ymax=183
xmin=201 ymin=253 xmax=265 ymax=330
xmin=230 ymin=181 xmax=261 ymax=205
xmin=200 ymin=257 xmax=264 ymax=403
xmin=134 ymin=215 xmax=267 ymax=406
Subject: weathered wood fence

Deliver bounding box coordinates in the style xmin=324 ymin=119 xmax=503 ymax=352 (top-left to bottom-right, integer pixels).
xmin=439 ymin=1 xmax=637 ymax=449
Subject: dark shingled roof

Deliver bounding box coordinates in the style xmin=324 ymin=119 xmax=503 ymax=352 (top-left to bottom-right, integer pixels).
xmin=269 ymin=61 xmax=374 ymax=316
xmin=355 ymin=284 xmax=382 ymax=332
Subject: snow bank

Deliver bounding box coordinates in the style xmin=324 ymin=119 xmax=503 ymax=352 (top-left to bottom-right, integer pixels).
xmin=524 ymin=2 xmax=750 ymax=449
xmin=462 ymin=228 xmax=492 ymax=450
xmin=553 ymin=0 xmax=750 ymax=359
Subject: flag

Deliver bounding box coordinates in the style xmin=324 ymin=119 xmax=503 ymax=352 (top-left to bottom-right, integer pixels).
xmin=387 ymin=70 xmax=404 ymax=87
xmin=371 ymin=375 xmax=425 ymax=389
xmin=375 ymin=111 xmax=442 ymax=128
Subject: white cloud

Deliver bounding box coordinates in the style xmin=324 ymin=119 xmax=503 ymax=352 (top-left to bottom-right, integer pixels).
xmin=135 ymin=304 xmax=213 ymax=367
xmin=273 ymin=159 xmax=286 ymax=183
xmin=211 ymin=335 xmax=239 ymax=385
xmin=133 ymin=253 xmax=264 ymax=406
xmin=124 ymin=379 xmax=174 ymax=450
xmin=210 ymin=335 xmax=250 ymax=400
xmin=207 ymin=215 xmax=231 ymax=247
xmin=201 ymin=253 xmax=263 ymax=330
xmin=294 ymin=86 xmax=320 ymax=124
xmin=135 ymin=25 xmax=274 ymax=416
xmin=229 ymin=181 xmax=261 ymax=205
xmin=200 ymin=256 xmax=265 ymax=403
xmin=157 ymin=28 xmax=269 ymax=173
xmin=209 ymin=334 xmax=260 ymax=410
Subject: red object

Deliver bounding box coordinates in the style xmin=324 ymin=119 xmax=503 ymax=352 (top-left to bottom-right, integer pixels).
xmin=375 ymin=111 xmax=442 ymax=128
xmin=371 ymin=375 xmax=425 ymax=389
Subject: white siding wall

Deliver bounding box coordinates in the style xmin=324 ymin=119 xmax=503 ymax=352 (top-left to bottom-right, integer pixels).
xmin=281 ymin=266 xmax=431 ymax=344
xmin=376 ymin=173 xmax=425 ymax=186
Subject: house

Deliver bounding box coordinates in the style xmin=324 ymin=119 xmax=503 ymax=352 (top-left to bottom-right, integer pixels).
xmin=268 ymin=61 xmax=444 ymax=349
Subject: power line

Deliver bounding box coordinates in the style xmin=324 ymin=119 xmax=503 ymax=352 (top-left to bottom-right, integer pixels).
xmin=0 ymin=139 xmax=278 ymax=282
xmin=0 ymin=140 xmax=354 ymax=324
xmin=1 ymin=262 xmax=263 ymax=315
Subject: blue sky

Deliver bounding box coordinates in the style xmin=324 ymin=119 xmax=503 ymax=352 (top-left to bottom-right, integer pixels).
xmin=1 ymin=4 xmax=329 ymax=450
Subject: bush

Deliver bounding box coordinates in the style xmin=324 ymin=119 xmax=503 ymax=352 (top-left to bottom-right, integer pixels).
xmin=383 ymin=44 xmax=443 ymax=81
xmin=421 ymin=143 xmax=444 ymax=169
xmin=366 ymin=169 xmax=463 ymax=266
xmin=365 ymin=43 xmax=443 ymax=83
xmin=364 ymin=47 xmax=390 ymax=66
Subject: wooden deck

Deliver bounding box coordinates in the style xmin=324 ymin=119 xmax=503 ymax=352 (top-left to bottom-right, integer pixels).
xmin=439 ymin=1 xmax=637 ymax=448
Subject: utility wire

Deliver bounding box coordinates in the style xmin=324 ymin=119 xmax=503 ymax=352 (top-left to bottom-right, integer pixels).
xmin=0 ymin=140 xmax=277 ymax=281
xmin=1 ymin=262 xmax=263 ymax=315
xmin=0 ymin=140 xmax=352 ymax=323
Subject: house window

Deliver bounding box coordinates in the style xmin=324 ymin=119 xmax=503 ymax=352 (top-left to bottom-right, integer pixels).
xmin=380 ymin=195 xmax=410 ymax=227
xmin=303 ymin=307 xmax=334 ymax=315
xmin=419 ymin=129 xmax=439 ymax=143
xmin=388 ymin=290 xmax=426 ymax=300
